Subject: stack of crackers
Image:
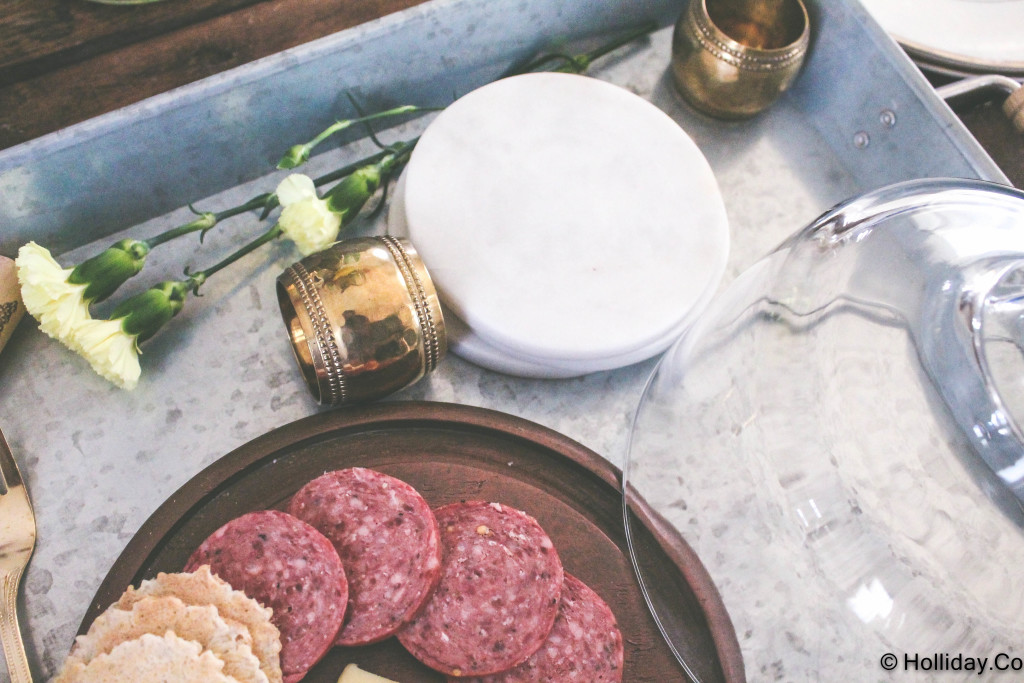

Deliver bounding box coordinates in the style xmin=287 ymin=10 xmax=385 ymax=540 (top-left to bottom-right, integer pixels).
xmin=54 ymin=566 xmax=282 ymax=683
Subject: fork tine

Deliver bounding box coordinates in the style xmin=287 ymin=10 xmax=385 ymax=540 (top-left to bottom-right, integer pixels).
xmin=0 ymin=425 xmax=35 ymax=683
xmin=0 ymin=428 xmax=22 ymax=495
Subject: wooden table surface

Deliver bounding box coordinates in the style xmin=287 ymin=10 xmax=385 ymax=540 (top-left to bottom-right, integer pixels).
xmin=0 ymin=0 xmax=427 ymax=150
xmin=1 ymin=0 xmax=1021 ymax=187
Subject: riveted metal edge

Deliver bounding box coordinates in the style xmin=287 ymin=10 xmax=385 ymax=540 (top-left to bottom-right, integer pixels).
xmin=288 ymin=262 xmax=348 ymax=405
xmin=379 ymin=235 xmax=442 ymax=373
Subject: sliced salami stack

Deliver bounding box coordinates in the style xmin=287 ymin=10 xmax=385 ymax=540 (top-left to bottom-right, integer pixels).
xmin=184 ymin=510 xmax=348 ymax=683
xmin=180 ymin=470 xmax=624 ymax=682
xmin=287 ymin=468 xmax=442 ymax=646
xmin=396 ymin=501 xmax=565 ymax=677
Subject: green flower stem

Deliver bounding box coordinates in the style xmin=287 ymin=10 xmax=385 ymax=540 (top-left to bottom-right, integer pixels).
xmin=187 ymin=225 xmax=284 ymax=288
xmin=142 ymin=137 xmax=412 ymax=247
xmin=72 ymin=123 xmax=422 ymax=314
xmin=378 ymin=141 xmax=417 ymax=180
xmin=141 ymin=193 xmax=272 ymax=250
xmin=364 ymin=140 xmax=417 ymax=179
xmin=323 ymin=140 xmax=417 ymax=219
xmin=142 ymin=213 xmax=216 ymax=249
xmin=260 ymin=150 xmax=392 ymax=218
xmin=145 ymin=134 xmax=420 ymax=249
xmin=563 ymin=20 xmax=658 ymax=71
xmin=513 ymin=21 xmax=658 ymax=75
xmin=313 ymin=147 xmax=394 ymax=187
xmin=254 ymin=141 xmax=420 ymax=220
xmin=112 ymin=225 xmax=282 ymax=344
xmin=212 ymin=194 xmax=275 ymax=223
xmin=277 ymin=105 xmax=435 ymax=170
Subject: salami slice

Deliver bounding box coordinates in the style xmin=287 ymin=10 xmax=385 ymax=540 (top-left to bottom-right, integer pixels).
xmin=286 ymin=468 xmax=442 ymax=646
xmin=184 ymin=510 xmax=348 ymax=683
xmin=397 ymin=501 xmax=563 ymax=677
xmin=452 ymin=573 xmax=624 ymax=682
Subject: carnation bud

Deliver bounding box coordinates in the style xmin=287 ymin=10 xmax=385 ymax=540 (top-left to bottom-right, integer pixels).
xmin=277 ymin=144 xmax=311 ymax=170
xmin=324 ymin=165 xmax=383 ymax=221
xmin=68 ymin=239 xmax=150 ymax=303
xmin=110 ymin=280 xmax=189 ymax=343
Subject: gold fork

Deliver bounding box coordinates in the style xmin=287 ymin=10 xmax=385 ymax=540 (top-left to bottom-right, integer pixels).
xmin=0 ymin=427 xmax=36 ymax=683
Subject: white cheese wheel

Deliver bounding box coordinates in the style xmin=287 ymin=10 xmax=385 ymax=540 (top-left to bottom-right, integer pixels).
xmin=397 ymin=72 xmax=728 ymax=374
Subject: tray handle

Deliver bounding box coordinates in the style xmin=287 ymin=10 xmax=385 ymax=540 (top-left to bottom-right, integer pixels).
xmin=935 ymin=75 xmax=1024 ymax=134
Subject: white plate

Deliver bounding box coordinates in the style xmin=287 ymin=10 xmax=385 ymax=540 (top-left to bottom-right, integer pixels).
xmin=397 ymin=72 xmax=729 ymax=372
xmin=860 ymin=0 xmax=1024 ymax=75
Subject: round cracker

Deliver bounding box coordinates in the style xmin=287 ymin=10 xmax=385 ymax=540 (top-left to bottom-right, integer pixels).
xmin=117 ymin=565 xmax=282 ymax=683
xmin=65 ymin=595 xmax=265 ymax=683
xmin=55 ymin=631 xmax=239 ymax=683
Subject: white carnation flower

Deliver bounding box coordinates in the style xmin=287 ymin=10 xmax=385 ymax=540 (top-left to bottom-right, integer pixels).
xmin=74 ymin=318 xmax=141 ymax=391
xmin=15 ymin=241 xmax=91 ymax=348
xmin=17 ymin=241 xmax=141 ymax=389
xmin=276 ymin=174 xmax=342 ymax=256
xmin=276 ymin=173 xmax=317 ymax=205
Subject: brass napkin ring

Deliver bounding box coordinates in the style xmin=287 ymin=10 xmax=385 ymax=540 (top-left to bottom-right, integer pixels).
xmin=671 ymin=0 xmax=810 ymax=119
xmin=277 ymin=236 xmax=446 ymax=405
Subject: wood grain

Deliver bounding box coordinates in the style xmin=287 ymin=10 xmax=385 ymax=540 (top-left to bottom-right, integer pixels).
xmin=0 ymin=0 xmax=427 ymax=150
xmin=0 ymin=0 xmax=261 ymax=80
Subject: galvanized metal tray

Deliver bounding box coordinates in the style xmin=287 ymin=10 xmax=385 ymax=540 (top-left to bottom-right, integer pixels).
xmin=0 ymin=0 xmax=1007 ymax=257
xmin=0 ymin=0 xmax=1008 ymax=679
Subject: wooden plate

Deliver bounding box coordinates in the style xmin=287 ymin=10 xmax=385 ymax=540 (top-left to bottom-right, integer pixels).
xmin=81 ymin=401 xmax=744 ymax=682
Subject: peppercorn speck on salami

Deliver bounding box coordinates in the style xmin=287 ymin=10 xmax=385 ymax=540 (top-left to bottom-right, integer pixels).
xmin=287 ymin=467 xmax=442 ymax=646
xmin=184 ymin=509 xmax=348 ymax=683
xmin=451 ymin=573 xmax=624 ymax=682
xmin=396 ymin=501 xmax=564 ymax=677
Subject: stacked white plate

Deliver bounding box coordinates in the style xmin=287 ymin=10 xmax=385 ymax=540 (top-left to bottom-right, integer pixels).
xmin=388 ymin=72 xmax=729 ymax=378
xmin=859 ymin=0 xmax=1024 ymax=78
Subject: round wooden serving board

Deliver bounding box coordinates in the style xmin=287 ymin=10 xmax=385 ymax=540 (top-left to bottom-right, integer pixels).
xmin=81 ymin=401 xmax=744 ymax=682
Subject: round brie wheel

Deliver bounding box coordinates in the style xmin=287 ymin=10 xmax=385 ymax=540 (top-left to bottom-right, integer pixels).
xmin=399 ymin=72 xmax=729 ymax=370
